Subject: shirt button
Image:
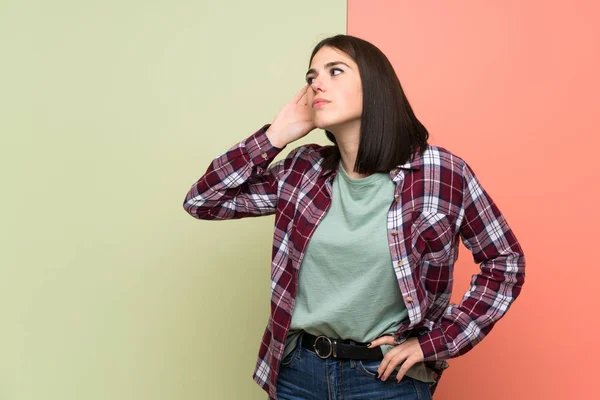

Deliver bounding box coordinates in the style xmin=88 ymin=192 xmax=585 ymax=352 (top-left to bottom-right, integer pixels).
xmin=391 ymin=230 xmax=398 ymax=236
xmin=405 ymin=296 xmax=413 ymax=304
xmin=261 ymin=152 xmax=268 ymax=160
xmin=394 ymin=195 xmax=400 ymax=202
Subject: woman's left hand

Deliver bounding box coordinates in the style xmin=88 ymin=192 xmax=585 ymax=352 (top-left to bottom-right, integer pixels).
xmin=367 ymin=336 xmax=425 ymax=382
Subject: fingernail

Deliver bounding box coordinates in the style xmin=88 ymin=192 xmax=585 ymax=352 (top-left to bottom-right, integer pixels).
xmin=366 ymin=342 xmax=372 ymax=347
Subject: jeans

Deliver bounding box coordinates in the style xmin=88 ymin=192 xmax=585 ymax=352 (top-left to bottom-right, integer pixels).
xmin=276 ymin=332 xmax=433 ymax=400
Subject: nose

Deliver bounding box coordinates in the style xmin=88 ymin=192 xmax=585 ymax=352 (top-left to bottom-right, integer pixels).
xmin=310 ymin=75 xmax=326 ymax=92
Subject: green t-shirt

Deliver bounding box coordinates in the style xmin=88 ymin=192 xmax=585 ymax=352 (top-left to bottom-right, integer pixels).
xmin=283 ymin=160 xmax=435 ymax=383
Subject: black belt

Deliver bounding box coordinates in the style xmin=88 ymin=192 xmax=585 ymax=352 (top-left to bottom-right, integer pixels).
xmin=300 ymin=332 xmax=384 ymax=360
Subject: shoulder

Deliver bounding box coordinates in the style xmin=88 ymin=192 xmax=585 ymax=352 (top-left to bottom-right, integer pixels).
xmin=281 ymin=142 xmax=332 ymax=166
xmin=413 ymin=144 xmax=469 ymax=174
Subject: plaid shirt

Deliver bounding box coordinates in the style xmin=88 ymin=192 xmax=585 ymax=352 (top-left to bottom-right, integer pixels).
xmin=183 ymin=125 xmax=526 ymax=399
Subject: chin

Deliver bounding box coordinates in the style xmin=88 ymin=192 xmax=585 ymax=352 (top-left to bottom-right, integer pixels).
xmin=312 ymin=112 xmax=360 ymax=132
xmin=313 ymin=117 xmax=341 ymax=131
xmin=314 ymin=122 xmax=330 ymax=130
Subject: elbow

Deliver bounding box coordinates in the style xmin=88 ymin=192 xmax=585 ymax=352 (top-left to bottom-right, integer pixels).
xmin=182 ymin=199 xmax=198 ymax=219
xmin=508 ymin=250 xmax=526 ymax=301
xmin=183 ymin=197 xmax=225 ymax=220
xmin=182 ymin=196 xmax=209 ymax=220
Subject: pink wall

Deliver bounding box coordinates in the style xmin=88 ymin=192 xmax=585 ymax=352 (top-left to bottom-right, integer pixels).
xmin=348 ymin=1 xmax=599 ymax=399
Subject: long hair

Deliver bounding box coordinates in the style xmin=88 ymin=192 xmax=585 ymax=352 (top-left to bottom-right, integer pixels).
xmin=309 ymin=35 xmax=429 ymax=174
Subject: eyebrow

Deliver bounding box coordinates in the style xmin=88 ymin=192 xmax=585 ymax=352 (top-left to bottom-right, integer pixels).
xmin=305 ymin=61 xmax=352 ymax=78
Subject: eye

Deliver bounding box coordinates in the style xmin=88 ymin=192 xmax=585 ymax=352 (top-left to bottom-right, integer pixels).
xmin=306 ymin=68 xmax=344 ymax=84
xmin=330 ymin=67 xmax=343 ymax=76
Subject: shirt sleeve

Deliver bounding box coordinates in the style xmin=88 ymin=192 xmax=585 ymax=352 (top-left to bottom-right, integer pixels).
xmin=183 ymin=124 xmax=289 ymax=220
xmin=417 ymin=161 xmax=526 ymax=361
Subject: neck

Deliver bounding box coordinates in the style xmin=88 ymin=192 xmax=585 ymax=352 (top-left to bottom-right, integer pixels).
xmin=330 ymin=119 xmax=371 ymax=179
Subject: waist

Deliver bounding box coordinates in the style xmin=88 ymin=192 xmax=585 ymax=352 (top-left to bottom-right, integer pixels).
xmin=300 ymin=331 xmax=384 ymax=361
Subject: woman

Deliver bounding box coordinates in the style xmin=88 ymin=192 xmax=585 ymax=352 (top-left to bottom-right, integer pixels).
xmin=183 ymin=34 xmax=525 ymax=400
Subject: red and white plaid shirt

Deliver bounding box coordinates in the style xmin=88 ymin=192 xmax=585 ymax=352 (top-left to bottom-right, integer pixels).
xmin=183 ymin=125 xmax=526 ymax=399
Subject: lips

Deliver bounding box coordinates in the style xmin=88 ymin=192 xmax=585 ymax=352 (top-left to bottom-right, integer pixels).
xmin=313 ymin=99 xmax=331 ymax=107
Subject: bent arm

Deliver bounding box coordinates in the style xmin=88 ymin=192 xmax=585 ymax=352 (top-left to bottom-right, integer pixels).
xmin=418 ymin=162 xmax=526 ymax=361
xmin=183 ymin=124 xmax=287 ymax=220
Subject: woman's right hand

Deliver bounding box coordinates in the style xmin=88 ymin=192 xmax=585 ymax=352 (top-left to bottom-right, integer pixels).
xmin=266 ymin=85 xmax=316 ymax=148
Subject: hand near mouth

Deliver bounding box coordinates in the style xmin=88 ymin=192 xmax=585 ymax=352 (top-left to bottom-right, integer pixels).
xmin=266 ymin=84 xmax=317 ymax=148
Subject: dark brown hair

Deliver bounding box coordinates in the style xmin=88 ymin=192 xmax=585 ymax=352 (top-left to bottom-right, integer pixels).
xmin=309 ymin=34 xmax=429 ymax=174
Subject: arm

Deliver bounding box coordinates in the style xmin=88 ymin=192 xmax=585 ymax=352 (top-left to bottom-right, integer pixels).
xmin=183 ymin=124 xmax=289 ymax=220
xmin=417 ymin=162 xmax=526 ymax=361
xmin=183 ymin=85 xmax=316 ymax=220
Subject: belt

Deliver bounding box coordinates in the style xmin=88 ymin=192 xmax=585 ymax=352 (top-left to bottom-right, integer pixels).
xmin=300 ymin=332 xmax=384 ymax=360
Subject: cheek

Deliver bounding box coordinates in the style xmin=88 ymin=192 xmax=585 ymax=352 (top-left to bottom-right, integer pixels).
xmin=347 ymin=89 xmax=362 ymax=115
xmin=343 ymin=83 xmax=362 ymax=110
xmin=353 ymin=96 xmax=363 ymax=115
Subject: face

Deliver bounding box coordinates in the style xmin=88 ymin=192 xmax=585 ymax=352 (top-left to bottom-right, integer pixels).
xmin=305 ymin=46 xmax=363 ymax=132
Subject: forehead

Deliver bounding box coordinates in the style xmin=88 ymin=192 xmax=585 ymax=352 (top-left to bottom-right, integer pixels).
xmin=309 ymin=46 xmax=356 ymax=68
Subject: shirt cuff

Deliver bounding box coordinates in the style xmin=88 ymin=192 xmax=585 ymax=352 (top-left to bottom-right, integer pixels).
xmin=245 ymin=124 xmax=286 ymax=165
xmin=418 ymin=327 xmax=451 ymax=361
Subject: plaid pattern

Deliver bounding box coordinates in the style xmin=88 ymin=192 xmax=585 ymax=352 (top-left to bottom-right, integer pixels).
xmin=183 ymin=125 xmax=526 ymax=399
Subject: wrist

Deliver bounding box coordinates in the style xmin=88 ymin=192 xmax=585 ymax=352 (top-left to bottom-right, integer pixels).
xmin=265 ymin=127 xmax=288 ymax=149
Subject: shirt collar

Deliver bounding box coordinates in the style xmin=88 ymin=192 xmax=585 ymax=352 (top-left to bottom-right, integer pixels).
xmin=321 ymin=149 xmax=423 ymax=179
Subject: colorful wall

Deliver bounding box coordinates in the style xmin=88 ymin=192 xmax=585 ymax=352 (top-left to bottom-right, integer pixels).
xmin=347 ymin=1 xmax=598 ymax=399
xmin=1 ymin=1 xmax=597 ymax=399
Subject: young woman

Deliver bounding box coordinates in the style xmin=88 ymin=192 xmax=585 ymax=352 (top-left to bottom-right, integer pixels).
xmin=183 ymin=34 xmax=526 ymax=400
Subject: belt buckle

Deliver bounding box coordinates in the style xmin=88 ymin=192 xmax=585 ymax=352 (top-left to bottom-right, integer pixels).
xmin=313 ymin=335 xmax=335 ymax=359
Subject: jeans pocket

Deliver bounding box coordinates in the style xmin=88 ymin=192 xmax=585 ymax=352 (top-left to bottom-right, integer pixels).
xmin=357 ymin=359 xmax=381 ymax=378
xmin=280 ymin=339 xmax=301 ymax=368
xmin=411 ymin=379 xmax=433 ymax=400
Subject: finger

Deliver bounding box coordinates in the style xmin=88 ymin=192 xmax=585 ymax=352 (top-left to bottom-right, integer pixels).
xmin=380 ymin=352 xmax=408 ymax=381
xmin=366 ymin=335 xmax=395 ymax=349
xmin=376 ymin=356 xmax=392 ymax=379
xmin=293 ymin=85 xmax=309 ymax=104
xmin=376 ymin=346 xmax=400 ymax=380
xmin=395 ymin=359 xmax=416 ymax=383
xmin=300 ymin=91 xmax=308 ymax=106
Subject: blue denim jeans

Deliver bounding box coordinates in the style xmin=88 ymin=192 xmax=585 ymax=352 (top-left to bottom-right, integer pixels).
xmin=276 ymin=332 xmax=433 ymax=400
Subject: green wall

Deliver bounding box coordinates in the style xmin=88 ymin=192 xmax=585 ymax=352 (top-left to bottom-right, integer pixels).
xmin=0 ymin=1 xmax=345 ymax=398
